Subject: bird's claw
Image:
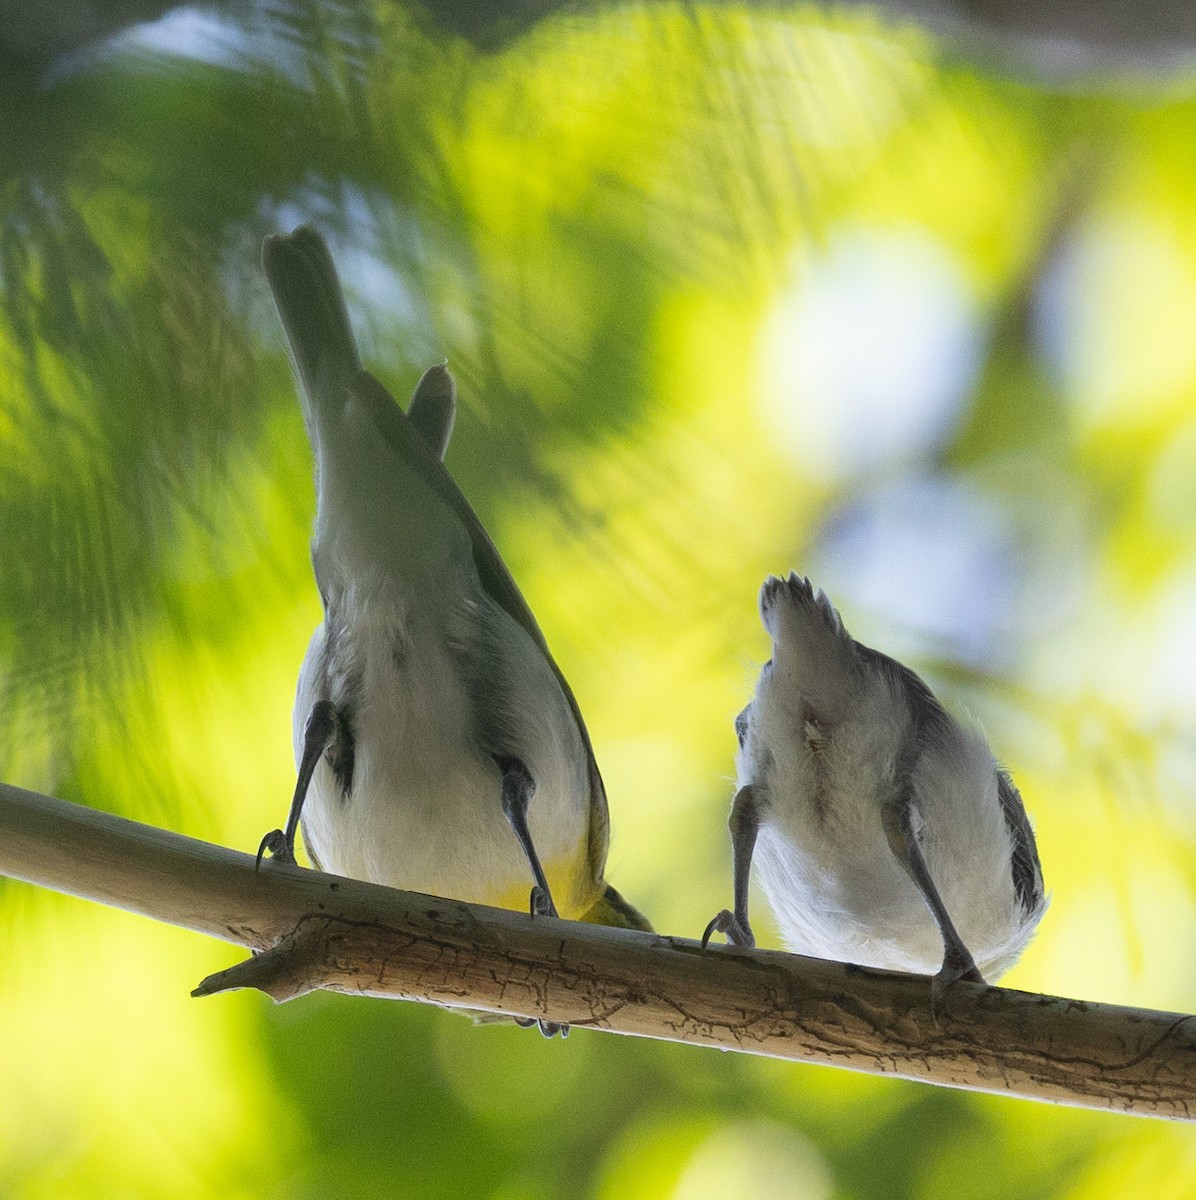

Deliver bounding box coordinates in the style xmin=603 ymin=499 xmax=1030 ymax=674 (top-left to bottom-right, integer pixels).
xmin=255 ymin=829 xmax=295 ymax=870
xmin=514 ymin=1014 xmax=569 ymax=1038
xmin=525 ymin=887 xmax=565 ymax=1035
xmin=529 ymin=884 xmax=558 ymax=920
xmin=702 ymin=909 xmax=756 ymax=950
xmin=929 ymin=949 xmax=985 ymax=1016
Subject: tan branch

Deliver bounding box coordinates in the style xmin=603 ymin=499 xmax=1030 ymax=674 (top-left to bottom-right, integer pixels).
xmin=2 ymin=780 xmax=1193 ymax=1120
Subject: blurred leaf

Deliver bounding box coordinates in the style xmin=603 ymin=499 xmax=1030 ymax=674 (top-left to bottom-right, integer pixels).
xmin=6 ymin=2 xmax=1196 ymax=1197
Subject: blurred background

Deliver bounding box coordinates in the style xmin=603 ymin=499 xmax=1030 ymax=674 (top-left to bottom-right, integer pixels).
xmin=5 ymin=0 xmax=1196 ymax=1196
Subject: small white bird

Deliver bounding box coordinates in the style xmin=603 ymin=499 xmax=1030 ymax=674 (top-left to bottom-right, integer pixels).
xmin=706 ymin=573 xmax=1045 ymax=998
xmin=256 ymin=228 xmax=649 ymax=1004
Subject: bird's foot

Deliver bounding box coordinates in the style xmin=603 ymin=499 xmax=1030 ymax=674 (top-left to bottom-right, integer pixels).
xmin=529 ymin=884 xmax=559 ymax=920
xmin=701 ymin=909 xmax=756 ymax=950
xmin=930 ymin=948 xmax=985 ymax=1016
xmin=255 ymin=829 xmax=296 ymax=869
xmin=525 ymin=887 xmax=565 ymax=1035
xmin=514 ymin=1015 xmax=569 ymax=1039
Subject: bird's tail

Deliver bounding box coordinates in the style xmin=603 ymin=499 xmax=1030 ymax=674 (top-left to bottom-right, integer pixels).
xmin=760 ymin=572 xmax=861 ymax=714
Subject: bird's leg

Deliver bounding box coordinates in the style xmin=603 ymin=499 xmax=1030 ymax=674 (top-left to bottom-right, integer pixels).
xmin=703 ymin=785 xmax=761 ymax=949
xmin=495 ymin=755 xmax=567 ymax=1039
xmin=495 ymin=755 xmax=558 ymax=919
xmin=257 ymin=700 xmax=352 ymax=868
xmin=882 ymin=793 xmax=984 ymax=1007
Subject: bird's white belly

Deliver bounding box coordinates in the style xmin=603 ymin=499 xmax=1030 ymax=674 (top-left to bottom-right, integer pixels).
xmin=302 ymin=745 xmax=537 ymax=905
xmin=754 ymin=819 xmax=943 ymax=973
xmin=293 ymin=615 xmax=590 ymax=910
xmin=754 ymin=811 xmax=1031 ymax=978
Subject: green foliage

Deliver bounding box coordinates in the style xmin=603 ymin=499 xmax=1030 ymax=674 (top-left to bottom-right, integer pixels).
xmin=4 ymin=2 xmax=1196 ymax=1195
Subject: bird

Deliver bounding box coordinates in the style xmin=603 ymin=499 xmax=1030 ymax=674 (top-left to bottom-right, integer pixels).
xmin=255 ymin=227 xmax=650 ymax=1034
xmin=704 ymin=572 xmax=1045 ymax=1001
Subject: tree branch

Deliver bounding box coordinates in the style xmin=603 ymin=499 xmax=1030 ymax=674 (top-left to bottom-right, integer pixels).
xmin=2 ymin=780 xmax=1194 ymax=1120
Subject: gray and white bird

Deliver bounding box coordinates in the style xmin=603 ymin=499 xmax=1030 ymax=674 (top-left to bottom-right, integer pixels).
xmin=705 ymin=573 xmax=1045 ymax=997
xmin=256 ymin=227 xmax=649 ymax=970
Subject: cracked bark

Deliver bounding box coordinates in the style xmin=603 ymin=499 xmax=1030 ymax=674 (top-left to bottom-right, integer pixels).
xmin=2 ymin=780 xmax=1195 ymax=1120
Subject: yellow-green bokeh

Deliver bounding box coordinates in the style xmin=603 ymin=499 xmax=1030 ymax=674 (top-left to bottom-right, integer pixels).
xmin=4 ymin=2 xmax=1196 ymax=1196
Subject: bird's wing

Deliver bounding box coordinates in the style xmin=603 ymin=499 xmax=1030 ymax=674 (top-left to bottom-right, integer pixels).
xmin=996 ymin=770 xmax=1045 ymax=914
xmin=407 ymin=362 xmax=456 ymax=461
xmin=352 ymin=373 xmax=613 ymax=886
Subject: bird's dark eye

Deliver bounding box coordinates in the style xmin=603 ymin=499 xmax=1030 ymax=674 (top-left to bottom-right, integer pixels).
xmin=734 ymin=705 xmax=751 ymax=748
